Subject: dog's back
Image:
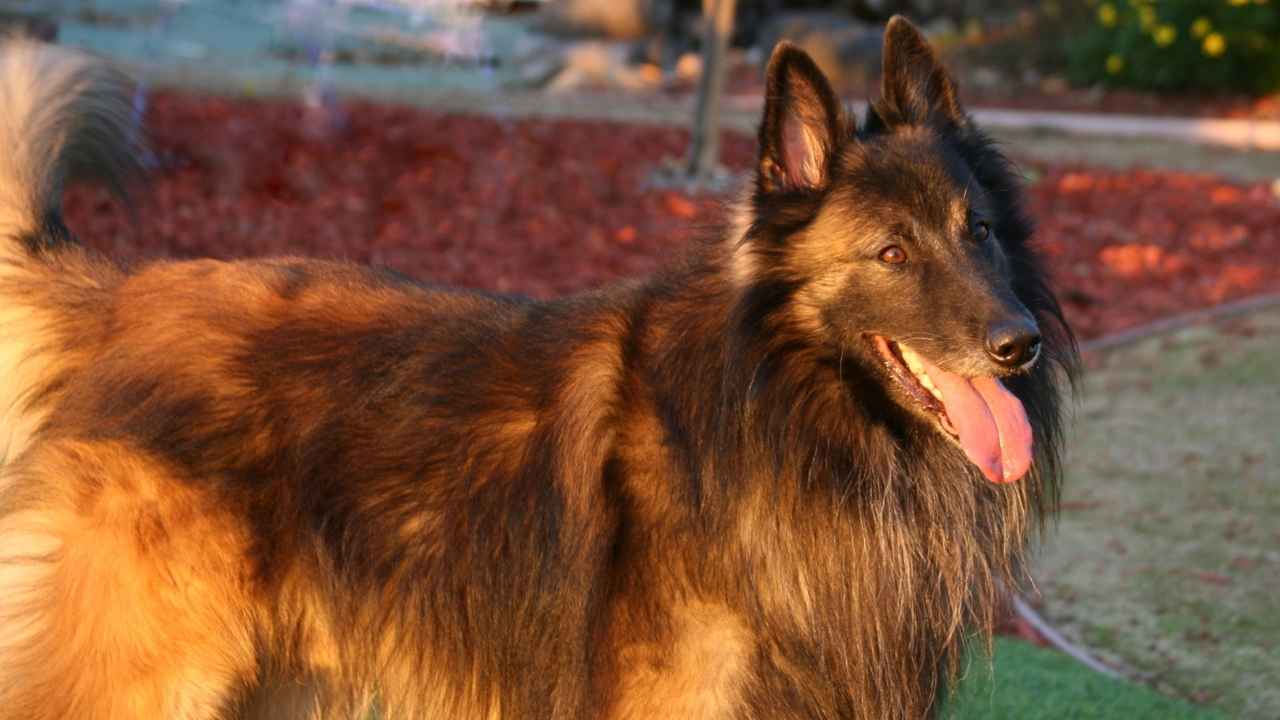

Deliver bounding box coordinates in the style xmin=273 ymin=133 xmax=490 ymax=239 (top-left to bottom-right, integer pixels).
xmin=0 ymin=40 xmax=629 ymax=719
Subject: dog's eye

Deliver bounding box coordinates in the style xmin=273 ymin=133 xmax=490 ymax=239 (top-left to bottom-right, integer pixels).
xmin=879 ymin=246 xmax=907 ymax=264
xmin=973 ymin=221 xmax=991 ymax=242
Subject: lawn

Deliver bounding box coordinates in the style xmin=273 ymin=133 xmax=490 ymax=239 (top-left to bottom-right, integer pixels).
xmin=1032 ymin=305 xmax=1280 ymax=718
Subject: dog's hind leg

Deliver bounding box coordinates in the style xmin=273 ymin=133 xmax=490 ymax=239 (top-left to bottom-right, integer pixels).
xmin=0 ymin=438 xmax=259 ymax=720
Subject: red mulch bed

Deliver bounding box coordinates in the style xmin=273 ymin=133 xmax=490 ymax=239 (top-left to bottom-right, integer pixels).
xmin=63 ymin=92 xmax=1280 ymax=342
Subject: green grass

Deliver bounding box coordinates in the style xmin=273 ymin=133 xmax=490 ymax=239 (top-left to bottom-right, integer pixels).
xmin=945 ymin=638 xmax=1221 ymax=719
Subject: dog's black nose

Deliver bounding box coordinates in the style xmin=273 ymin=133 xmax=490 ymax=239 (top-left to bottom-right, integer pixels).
xmin=985 ymin=320 xmax=1041 ymax=368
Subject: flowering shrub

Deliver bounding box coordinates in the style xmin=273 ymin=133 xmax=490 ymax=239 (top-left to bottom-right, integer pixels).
xmin=1065 ymin=0 xmax=1280 ymax=94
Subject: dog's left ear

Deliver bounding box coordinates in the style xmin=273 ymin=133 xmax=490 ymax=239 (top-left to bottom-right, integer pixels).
xmin=879 ymin=15 xmax=966 ymax=128
xmin=756 ymin=42 xmax=844 ymax=195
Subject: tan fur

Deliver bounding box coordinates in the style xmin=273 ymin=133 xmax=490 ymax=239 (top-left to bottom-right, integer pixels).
xmin=0 ymin=251 xmax=119 ymax=468
xmin=0 ymin=298 xmax=54 ymax=465
xmin=608 ymin=603 xmax=753 ymax=720
xmin=0 ymin=440 xmax=257 ymax=720
xmin=725 ymin=189 xmax=758 ymax=289
xmin=551 ymin=314 xmax=628 ymax=516
xmin=786 ymin=198 xmax=878 ymax=332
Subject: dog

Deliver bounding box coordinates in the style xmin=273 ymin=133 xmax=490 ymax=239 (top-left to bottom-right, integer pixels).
xmin=0 ymin=16 xmax=1074 ymax=720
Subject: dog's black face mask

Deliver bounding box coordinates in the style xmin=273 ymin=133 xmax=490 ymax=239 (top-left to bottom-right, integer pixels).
xmin=747 ymin=20 xmax=1043 ymax=483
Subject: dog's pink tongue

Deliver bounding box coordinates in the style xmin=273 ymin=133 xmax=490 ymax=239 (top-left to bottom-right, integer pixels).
xmin=919 ymin=359 xmax=1033 ymax=483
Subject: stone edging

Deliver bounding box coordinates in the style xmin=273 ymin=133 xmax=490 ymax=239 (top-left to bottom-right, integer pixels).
xmin=1079 ymin=291 xmax=1280 ymax=355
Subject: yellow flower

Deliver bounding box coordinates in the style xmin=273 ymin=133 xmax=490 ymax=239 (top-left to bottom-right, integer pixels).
xmin=1228 ymin=0 xmax=1249 ymax=6
xmin=1097 ymin=3 xmax=1118 ymax=27
xmin=1153 ymin=24 xmax=1177 ymax=46
xmin=1138 ymin=6 xmax=1156 ymax=29
xmin=1203 ymin=32 xmax=1227 ymax=57
xmin=1191 ymin=17 xmax=1212 ymax=38
xmin=1105 ymin=53 xmax=1125 ymax=74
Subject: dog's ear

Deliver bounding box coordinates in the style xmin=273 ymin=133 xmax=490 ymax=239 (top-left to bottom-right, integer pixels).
xmin=756 ymin=42 xmax=844 ymax=195
xmin=879 ymin=15 xmax=966 ymax=128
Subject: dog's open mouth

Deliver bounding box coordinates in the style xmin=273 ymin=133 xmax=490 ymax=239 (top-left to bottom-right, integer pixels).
xmin=871 ymin=335 xmax=1033 ymax=484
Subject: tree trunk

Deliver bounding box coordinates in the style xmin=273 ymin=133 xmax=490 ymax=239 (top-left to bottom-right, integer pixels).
xmin=686 ymin=0 xmax=736 ymax=180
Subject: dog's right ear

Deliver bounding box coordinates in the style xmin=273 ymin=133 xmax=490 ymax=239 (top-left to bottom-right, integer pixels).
xmin=756 ymin=42 xmax=844 ymax=196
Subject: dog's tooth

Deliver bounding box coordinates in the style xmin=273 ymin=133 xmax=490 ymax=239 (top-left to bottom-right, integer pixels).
xmin=897 ymin=344 xmax=945 ymax=402
xmin=899 ymin=346 xmax=924 ymax=372
xmin=914 ymin=370 xmax=944 ymax=401
xmin=921 ymin=375 xmax=942 ymax=398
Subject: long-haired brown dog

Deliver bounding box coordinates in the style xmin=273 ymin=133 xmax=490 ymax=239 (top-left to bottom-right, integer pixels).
xmin=0 ymin=17 xmax=1074 ymax=720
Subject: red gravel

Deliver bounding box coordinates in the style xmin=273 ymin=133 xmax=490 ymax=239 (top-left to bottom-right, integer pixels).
xmin=62 ymin=92 xmax=1280 ymax=342
xmin=1028 ymin=166 xmax=1279 ymax=338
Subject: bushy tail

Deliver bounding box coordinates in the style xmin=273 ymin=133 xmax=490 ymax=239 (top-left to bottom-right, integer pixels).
xmin=0 ymin=37 xmax=139 ymax=248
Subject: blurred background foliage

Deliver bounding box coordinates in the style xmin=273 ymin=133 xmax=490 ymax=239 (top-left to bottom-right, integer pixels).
xmin=639 ymin=0 xmax=1280 ymax=98
xmin=10 ymin=1 xmax=1280 ymax=99
xmin=1065 ymin=0 xmax=1280 ymax=95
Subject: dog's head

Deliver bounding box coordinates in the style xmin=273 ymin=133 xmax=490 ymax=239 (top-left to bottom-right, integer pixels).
xmin=736 ymin=17 xmax=1071 ymax=484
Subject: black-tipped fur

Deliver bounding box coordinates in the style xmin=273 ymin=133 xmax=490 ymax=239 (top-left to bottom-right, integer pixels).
xmin=871 ymin=16 xmax=967 ymax=130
